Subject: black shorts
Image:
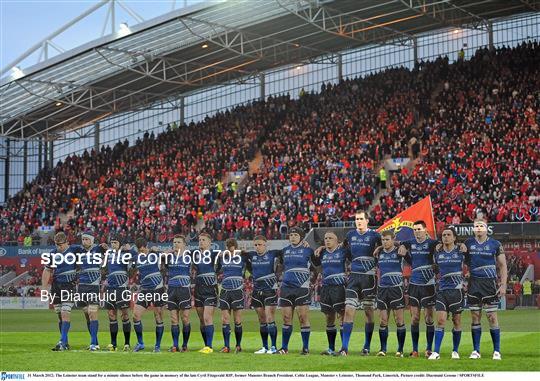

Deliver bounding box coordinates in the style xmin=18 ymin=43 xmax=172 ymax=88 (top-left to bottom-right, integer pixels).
xmin=320 ymin=285 xmax=346 ymax=314
xmin=346 ymin=273 xmax=376 ymax=308
xmin=104 ymin=287 xmax=131 ymax=310
xmin=194 ymin=284 xmax=218 ymax=307
xmin=251 ymin=289 xmax=278 ymax=308
xmin=278 ymin=287 xmax=311 ymax=307
xmin=408 ymin=284 xmax=436 ymax=308
xmin=376 ymin=286 xmax=405 ymax=310
xmin=219 ymin=289 xmax=245 ymax=310
xmin=51 ymin=281 xmax=75 ymax=309
xmin=135 ymin=287 xmax=167 ymax=309
xmin=76 ymin=284 xmax=100 ymax=308
xmin=167 ymin=287 xmax=192 ymax=310
xmin=436 ymin=289 xmax=464 ymax=314
xmin=467 ymin=277 xmax=499 ymax=311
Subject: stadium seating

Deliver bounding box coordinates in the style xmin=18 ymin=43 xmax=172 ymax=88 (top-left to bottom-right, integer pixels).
xmin=1 ymin=41 xmax=538 ymax=244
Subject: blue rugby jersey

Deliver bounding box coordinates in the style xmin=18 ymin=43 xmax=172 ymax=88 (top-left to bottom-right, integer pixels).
xmin=402 ymin=238 xmax=437 ymax=285
xmin=315 ymin=247 xmax=350 ymax=286
xmin=245 ymin=250 xmax=280 ymax=291
xmin=166 ymin=253 xmax=192 ymax=288
xmin=134 ymin=251 xmax=164 ymax=290
xmin=464 ymin=237 xmax=503 ymax=279
xmin=78 ymin=244 xmax=104 ymax=286
xmin=192 ymin=250 xmax=218 ymax=286
xmin=47 ymin=245 xmax=81 ymax=284
xmin=433 ymin=246 xmax=464 ymax=290
xmin=216 ymin=252 xmax=246 ymax=290
xmin=106 ymin=249 xmax=135 ymax=288
xmin=280 ymin=244 xmax=316 ymax=288
xmin=377 ymin=247 xmax=404 ymax=287
xmin=344 ymin=229 xmax=381 ymax=275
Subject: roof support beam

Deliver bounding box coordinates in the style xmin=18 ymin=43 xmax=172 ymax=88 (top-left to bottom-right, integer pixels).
xmin=398 ymin=0 xmax=489 ymax=30
xmin=519 ymin=0 xmax=540 ymax=11
xmin=276 ymin=0 xmax=417 ymax=47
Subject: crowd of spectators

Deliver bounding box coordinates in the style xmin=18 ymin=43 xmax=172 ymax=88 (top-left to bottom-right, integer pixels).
xmin=0 ymin=41 xmax=538 ymax=245
xmin=0 ymin=265 xmax=17 ymax=276
xmin=376 ymin=41 xmax=539 ymax=225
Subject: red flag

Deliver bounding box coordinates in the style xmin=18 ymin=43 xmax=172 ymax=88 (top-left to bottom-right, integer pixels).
xmin=377 ymin=196 xmax=436 ymax=240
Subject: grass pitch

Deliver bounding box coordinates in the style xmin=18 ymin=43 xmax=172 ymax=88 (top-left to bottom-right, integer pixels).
xmin=1 ymin=308 xmax=539 ymax=372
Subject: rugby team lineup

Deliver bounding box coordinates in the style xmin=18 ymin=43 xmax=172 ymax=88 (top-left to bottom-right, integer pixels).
xmin=41 ymin=211 xmax=507 ymax=361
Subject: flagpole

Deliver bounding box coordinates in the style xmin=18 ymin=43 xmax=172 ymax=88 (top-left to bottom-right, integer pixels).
xmin=428 ymin=195 xmax=437 ymax=238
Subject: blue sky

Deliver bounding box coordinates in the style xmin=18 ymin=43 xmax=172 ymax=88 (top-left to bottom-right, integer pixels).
xmin=0 ymin=0 xmax=207 ymax=74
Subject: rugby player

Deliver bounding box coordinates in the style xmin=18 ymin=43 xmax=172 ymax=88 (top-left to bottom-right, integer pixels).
xmin=375 ymin=230 xmax=407 ymax=357
xmin=77 ymin=230 xmax=104 ymax=351
xmin=216 ymin=238 xmax=246 ymax=353
xmin=429 ymin=227 xmax=465 ymax=360
xmin=276 ymin=227 xmax=316 ymax=355
xmin=165 ymin=234 xmax=193 ymax=352
xmin=132 ymin=238 xmax=166 ymax=352
xmin=194 ymin=232 xmax=219 ymax=354
xmin=398 ymin=221 xmax=438 ymax=358
xmin=103 ymin=235 xmax=134 ymax=351
xmin=465 ymin=219 xmax=507 ymax=360
xmin=339 ymin=211 xmax=381 ymax=356
xmin=245 ymin=235 xmax=281 ymax=354
xmin=42 ymin=232 xmax=78 ymax=351
xmin=313 ymin=231 xmax=350 ymax=356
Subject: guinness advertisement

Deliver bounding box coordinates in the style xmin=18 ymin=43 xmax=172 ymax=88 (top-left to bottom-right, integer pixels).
xmin=447 ymin=222 xmax=540 ymax=238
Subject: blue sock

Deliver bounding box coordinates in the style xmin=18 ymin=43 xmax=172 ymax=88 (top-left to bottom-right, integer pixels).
xmin=341 ymin=322 xmax=353 ymax=351
xmin=379 ymin=326 xmax=388 ymax=352
xmin=171 ymin=325 xmax=180 ymax=348
xmin=155 ymin=322 xmax=164 ymax=348
xmin=268 ymin=322 xmax=277 ymax=348
xmin=300 ymin=326 xmax=310 ymax=351
xmin=58 ymin=319 xmax=62 ymax=338
xmin=182 ymin=323 xmax=191 ymax=348
xmin=326 ymin=325 xmax=337 ymax=351
xmin=204 ymin=325 xmax=214 ymax=348
xmin=234 ymin=324 xmax=243 ymax=347
xmin=471 ymin=324 xmax=481 ymax=352
xmin=426 ymin=322 xmax=435 ymax=351
xmin=490 ymin=327 xmax=500 ymax=353
xmin=86 ymin=320 xmax=91 ymax=335
xmin=364 ymin=322 xmax=375 ymax=351
xmin=110 ymin=320 xmax=118 ymax=347
xmin=134 ymin=320 xmax=144 ymax=345
xmin=61 ymin=321 xmax=70 ymax=346
xmin=397 ymin=324 xmax=406 ymax=352
xmin=340 ymin=324 xmax=343 ymax=344
xmin=89 ymin=320 xmax=99 ymax=346
xmin=411 ymin=324 xmax=420 ymax=352
xmin=452 ymin=329 xmax=461 ymax=352
xmin=200 ymin=327 xmax=207 ymax=346
xmin=434 ymin=327 xmax=444 ymax=353
xmin=282 ymin=325 xmax=292 ymax=350
xmin=122 ymin=319 xmax=131 ymax=346
xmin=223 ymin=324 xmax=231 ymax=348
xmin=260 ymin=323 xmax=269 ymax=349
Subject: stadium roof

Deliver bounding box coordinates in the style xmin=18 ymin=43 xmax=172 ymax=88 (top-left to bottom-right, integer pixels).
xmin=0 ymin=0 xmax=537 ymax=140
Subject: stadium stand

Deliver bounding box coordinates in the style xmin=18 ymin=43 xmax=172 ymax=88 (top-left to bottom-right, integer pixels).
xmin=0 ymin=42 xmax=538 ymax=244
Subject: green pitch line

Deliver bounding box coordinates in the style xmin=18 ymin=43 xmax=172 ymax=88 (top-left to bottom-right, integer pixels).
xmin=1 ymin=309 xmax=539 ymax=371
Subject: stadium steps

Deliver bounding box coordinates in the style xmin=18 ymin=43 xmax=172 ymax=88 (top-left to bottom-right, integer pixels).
xmin=0 ymin=271 xmax=16 ymax=286
xmin=2 ymin=271 xmax=28 ymax=287
xmin=248 ymin=150 xmax=264 ymax=175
